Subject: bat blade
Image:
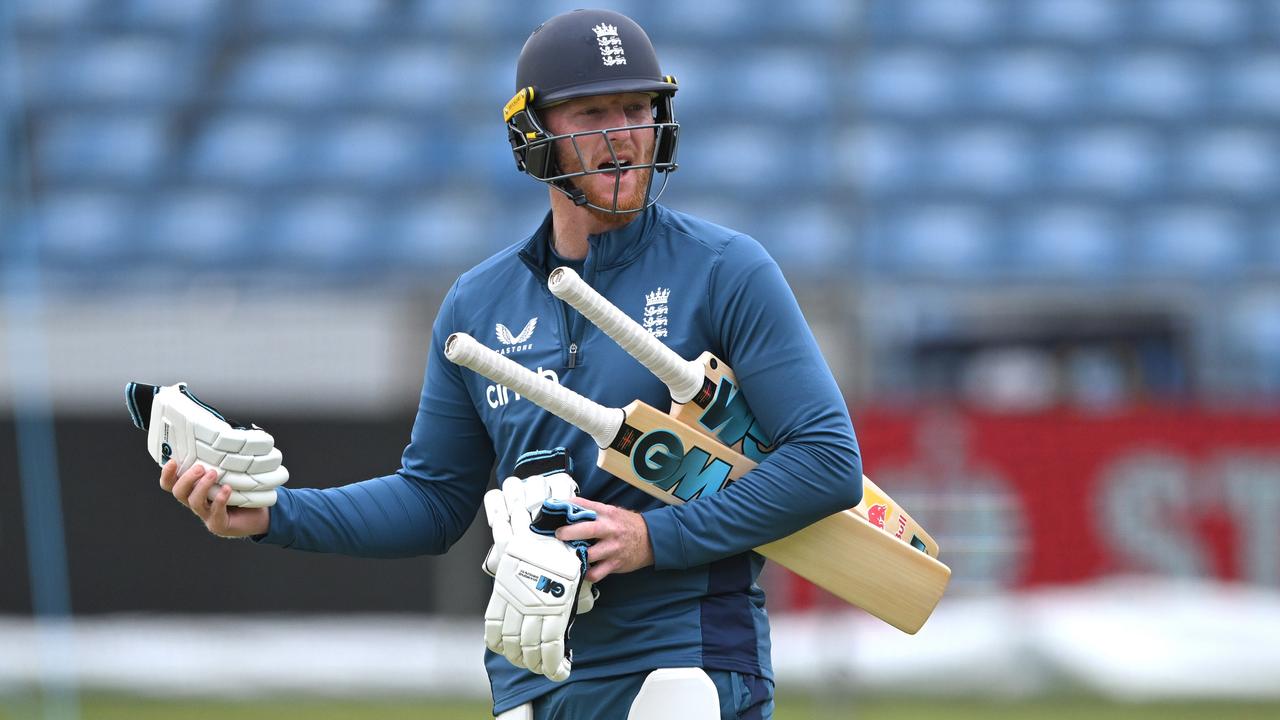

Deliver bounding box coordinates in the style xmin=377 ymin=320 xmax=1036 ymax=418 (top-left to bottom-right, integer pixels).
xmin=599 ymin=400 xmax=950 ymax=634
xmin=547 ymin=266 xmax=940 ymax=557
xmin=445 ymin=332 xmax=950 ymax=633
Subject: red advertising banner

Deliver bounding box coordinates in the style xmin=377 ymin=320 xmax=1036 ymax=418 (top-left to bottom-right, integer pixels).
xmin=773 ymin=406 xmax=1280 ymax=608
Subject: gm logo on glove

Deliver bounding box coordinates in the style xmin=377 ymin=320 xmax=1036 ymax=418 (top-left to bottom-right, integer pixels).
xmin=536 ymin=576 xmax=566 ymax=598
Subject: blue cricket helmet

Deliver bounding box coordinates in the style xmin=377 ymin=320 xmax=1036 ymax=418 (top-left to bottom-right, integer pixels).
xmin=503 ymin=9 xmax=680 ymax=213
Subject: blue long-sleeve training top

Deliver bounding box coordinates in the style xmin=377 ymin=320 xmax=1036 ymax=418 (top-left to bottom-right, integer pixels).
xmin=256 ymin=203 xmax=862 ymax=713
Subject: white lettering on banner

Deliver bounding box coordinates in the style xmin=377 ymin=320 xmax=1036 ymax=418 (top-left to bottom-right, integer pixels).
xmin=1098 ymin=450 xmax=1280 ymax=586
xmin=1097 ymin=453 xmax=1209 ymax=578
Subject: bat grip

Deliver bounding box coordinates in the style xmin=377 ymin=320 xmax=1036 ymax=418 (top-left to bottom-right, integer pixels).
xmin=444 ymin=333 xmax=623 ymax=449
xmin=548 ymin=266 xmax=703 ymax=403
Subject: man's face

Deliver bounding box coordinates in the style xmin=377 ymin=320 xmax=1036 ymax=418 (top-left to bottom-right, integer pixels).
xmin=541 ymin=92 xmax=658 ymax=219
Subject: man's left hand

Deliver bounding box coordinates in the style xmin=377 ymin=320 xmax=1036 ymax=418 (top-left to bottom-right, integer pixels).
xmin=554 ymin=497 xmax=654 ymax=583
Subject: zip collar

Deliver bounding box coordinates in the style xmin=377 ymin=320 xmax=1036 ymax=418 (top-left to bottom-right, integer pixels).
xmin=518 ymin=203 xmax=663 ymax=276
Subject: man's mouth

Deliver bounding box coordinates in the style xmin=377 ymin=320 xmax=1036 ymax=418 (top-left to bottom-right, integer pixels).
xmin=596 ymin=158 xmax=634 ymax=173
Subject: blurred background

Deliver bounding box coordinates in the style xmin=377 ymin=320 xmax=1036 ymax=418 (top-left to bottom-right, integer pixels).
xmin=2 ymin=0 xmax=1279 ymax=718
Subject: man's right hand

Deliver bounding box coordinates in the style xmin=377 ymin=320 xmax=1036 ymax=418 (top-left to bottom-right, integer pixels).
xmin=160 ymin=459 xmax=270 ymax=538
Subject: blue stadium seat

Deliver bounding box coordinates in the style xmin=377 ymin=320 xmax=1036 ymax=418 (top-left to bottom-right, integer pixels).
xmin=753 ymin=203 xmax=852 ymax=271
xmin=387 ymin=193 xmax=504 ymax=269
xmin=1263 ymin=213 xmax=1280 ymax=272
xmin=874 ymin=203 xmax=997 ymax=276
xmin=120 ymin=0 xmax=221 ymax=29
xmin=928 ymin=124 xmax=1035 ymax=195
xmin=306 ymin=116 xmax=424 ymax=186
xmin=738 ymin=49 xmax=833 ymax=120
xmin=408 ymin=0 xmax=542 ymax=36
xmin=1094 ymin=51 xmax=1205 ymax=118
xmin=645 ymin=48 xmax=717 ymax=121
xmin=1016 ymin=0 xmax=1125 ymax=42
xmin=1136 ymin=205 xmax=1247 ymax=274
xmin=358 ymin=45 xmax=463 ymax=111
xmin=1136 ymin=0 xmax=1247 ymax=44
xmin=1223 ymin=292 xmax=1280 ymax=394
xmin=15 ymin=0 xmax=93 ymax=29
xmin=676 ymin=125 xmax=789 ymax=189
xmin=146 ymin=189 xmax=257 ymax=263
xmin=1177 ymin=127 xmax=1277 ymax=196
xmin=755 ymin=0 xmax=861 ymax=38
xmin=188 ymin=114 xmax=304 ymax=186
xmin=1221 ymin=53 xmax=1280 ymax=115
xmin=1013 ymin=204 xmax=1123 ymax=277
xmin=968 ymin=49 xmax=1079 ymax=116
xmin=858 ymin=49 xmax=956 ymax=115
xmin=247 ymin=0 xmax=387 ymax=33
xmin=1050 ymin=126 xmax=1163 ymax=197
xmin=836 ymin=124 xmax=918 ymax=195
xmin=55 ymin=37 xmax=188 ymax=105
xmin=225 ymin=44 xmax=354 ymax=109
xmin=645 ymin=0 xmax=760 ymax=40
xmin=37 ymin=192 xmax=134 ymax=263
xmin=37 ymin=112 xmax=168 ymax=183
xmin=872 ymin=0 xmax=1007 ymax=43
xmin=263 ymin=193 xmax=381 ymax=268
xmin=451 ymin=123 xmax=521 ymax=185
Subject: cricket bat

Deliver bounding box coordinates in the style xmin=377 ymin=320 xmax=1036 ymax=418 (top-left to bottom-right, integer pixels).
xmin=547 ymin=267 xmax=939 ymax=557
xmin=445 ymin=332 xmax=950 ymax=634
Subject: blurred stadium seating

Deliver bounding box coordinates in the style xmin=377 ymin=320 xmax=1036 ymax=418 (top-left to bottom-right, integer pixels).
xmin=4 ymin=0 xmax=1274 ymax=361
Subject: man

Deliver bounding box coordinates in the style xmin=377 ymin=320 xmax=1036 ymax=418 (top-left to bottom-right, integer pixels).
xmin=157 ymin=9 xmax=861 ymax=719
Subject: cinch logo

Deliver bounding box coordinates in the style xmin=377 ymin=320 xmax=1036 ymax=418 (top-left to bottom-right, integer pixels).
xmin=495 ymin=318 xmax=537 ymax=355
xmin=487 ymin=367 xmax=560 ymax=408
xmin=535 ymin=576 xmax=565 ymax=598
xmin=630 ymin=430 xmax=733 ymax=501
xmin=698 ymin=377 xmax=774 ymax=463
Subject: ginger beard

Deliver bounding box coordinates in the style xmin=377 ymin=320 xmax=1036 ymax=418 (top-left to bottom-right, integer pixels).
xmin=554 ymin=129 xmax=655 ymax=225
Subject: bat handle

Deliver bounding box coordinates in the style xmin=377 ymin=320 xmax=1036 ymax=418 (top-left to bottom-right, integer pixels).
xmin=548 ymin=266 xmax=703 ymax=403
xmin=444 ymin=333 xmax=623 ymax=449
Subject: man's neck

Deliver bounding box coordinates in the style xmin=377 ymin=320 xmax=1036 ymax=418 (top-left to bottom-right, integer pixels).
xmin=549 ymin=188 xmax=637 ymax=260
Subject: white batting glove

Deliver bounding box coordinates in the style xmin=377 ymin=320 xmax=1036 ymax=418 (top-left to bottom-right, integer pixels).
xmin=485 ymin=480 xmax=595 ymax=682
xmin=126 ymin=381 xmax=289 ymax=507
xmin=483 ymin=449 xmax=598 ymax=613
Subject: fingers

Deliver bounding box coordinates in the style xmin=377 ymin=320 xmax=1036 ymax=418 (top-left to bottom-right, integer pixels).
xmin=585 ymin=560 xmax=619 ymax=584
xmin=169 ymin=463 xmax=207 ymax=507
xmin=159 ymin=459 xmax=179 ymax=491
xmin=187 ymin=467 xmax=220 ymax=514
xmin=207 ymin=484 xmax=232 ymax=530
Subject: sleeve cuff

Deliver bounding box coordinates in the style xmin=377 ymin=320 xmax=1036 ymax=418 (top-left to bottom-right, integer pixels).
xmin=252 ymin=486 xmax=297 ymax=546
xmin=641 ymin=505 xmax=688 ymax=571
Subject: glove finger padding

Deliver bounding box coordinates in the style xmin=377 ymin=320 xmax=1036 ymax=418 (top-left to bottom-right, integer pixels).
xmin=207 ymin=485 xmax=278 ymax=509
xmin=481 ymin=488 xmax=514 ymax=577
xmin=127 ymin=381 xmax=288 ymax=508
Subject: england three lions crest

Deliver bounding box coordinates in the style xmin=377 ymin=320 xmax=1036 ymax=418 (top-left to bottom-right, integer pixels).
xmin=593 ymin=23 xmax=627 ymax=67
xmin=643 ymin=288 xmax=669 ymax=339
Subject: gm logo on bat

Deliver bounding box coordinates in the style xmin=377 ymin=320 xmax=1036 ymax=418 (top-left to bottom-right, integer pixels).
xmin=630 ymin=430 xmax=734 ymax=502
